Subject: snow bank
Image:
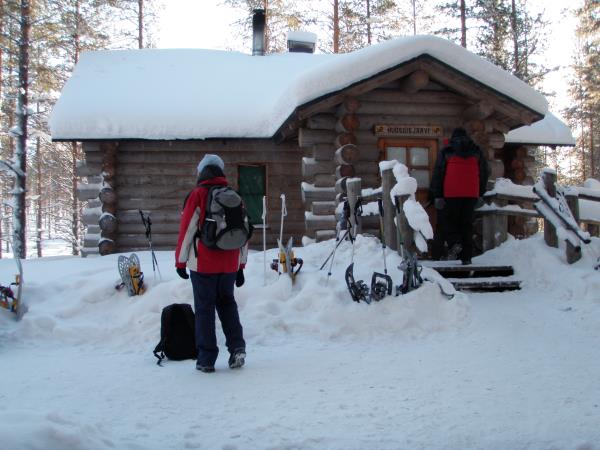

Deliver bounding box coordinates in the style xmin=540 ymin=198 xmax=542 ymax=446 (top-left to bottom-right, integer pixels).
xmin=50 ymin=35 xmax=547 ymax=140
xmin=0 ymin=236 xmax=470 ymax=348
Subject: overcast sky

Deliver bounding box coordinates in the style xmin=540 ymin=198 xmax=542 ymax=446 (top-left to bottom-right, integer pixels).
xmin=154 ymin=0 xmax=580 ymax=114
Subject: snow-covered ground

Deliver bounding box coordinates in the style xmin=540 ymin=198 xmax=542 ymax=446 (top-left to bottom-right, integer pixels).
xmin=1 ymin=234 xmax=600 ymax=450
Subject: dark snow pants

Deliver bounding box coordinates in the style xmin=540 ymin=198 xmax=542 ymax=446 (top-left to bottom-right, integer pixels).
xmin=444 ymin=197 xmax=478 ymax=262
xmin=190 ymin=271 xmax=245 ymax=367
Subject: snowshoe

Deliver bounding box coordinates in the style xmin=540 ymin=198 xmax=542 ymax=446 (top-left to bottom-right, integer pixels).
xmin=117 ymin=253 xmax=145 ymax=296
xmin=345 ymin=263 xmax=371 ymax=304
xmin=1 ymin=257 xmax=27 ymax=320
xmin=397 ymin=252 xmax=423 ymax=295
xmin=271 ymin=238 xmax=303 ymax=282
xmin=370 ymin=272 xmax=393 ymax=301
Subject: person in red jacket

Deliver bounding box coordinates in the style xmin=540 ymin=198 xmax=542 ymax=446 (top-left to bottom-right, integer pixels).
xmin=430 ymin=128 xmax=489 ymax=265
xmin=175 ymin=154 xmax=247 ymax=373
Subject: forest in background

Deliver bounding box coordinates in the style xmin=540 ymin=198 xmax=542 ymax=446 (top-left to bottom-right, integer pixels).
xmin=0 ymin=0 xmax=598 ymax=258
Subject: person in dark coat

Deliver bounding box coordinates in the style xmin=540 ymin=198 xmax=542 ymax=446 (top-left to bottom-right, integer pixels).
xmin=430 ymin=128 xmax=489 ymax=265
xmin=175 ymin=154 xmax=247 ymax=373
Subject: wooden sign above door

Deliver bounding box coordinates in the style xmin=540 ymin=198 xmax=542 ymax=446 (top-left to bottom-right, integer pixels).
xmin=374 ymin=124 xmax=443 ymax=137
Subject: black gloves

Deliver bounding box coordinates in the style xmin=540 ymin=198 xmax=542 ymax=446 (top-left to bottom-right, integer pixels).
xmin=235 ymin=268 xmax=245 ymax=287
xmin=176 ymin=267 xmax=189 ymax=279
xmin=434 ymin=198 xmax=446 ymax=210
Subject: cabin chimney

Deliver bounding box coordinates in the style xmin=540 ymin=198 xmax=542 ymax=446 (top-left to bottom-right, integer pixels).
xmin=287 ymin=31 xmax=317 ymax=54
xmin=252 ymin=9 xmax=266 ymax=56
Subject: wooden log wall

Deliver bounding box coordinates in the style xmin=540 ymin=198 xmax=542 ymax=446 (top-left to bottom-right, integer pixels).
xmin=299 ymin=74 xmax=516 ymax=242
xmin=78 ymin=139 xmax=305 ymax=254
xmin=501 ymin=144 xmax=539 ymax=238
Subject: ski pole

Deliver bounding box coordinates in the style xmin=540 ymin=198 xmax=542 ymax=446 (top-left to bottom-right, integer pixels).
xmin=262 ymin=195 xmax=267 ymax=286
xmin=326 ymin=202 xmax=351 ymax=285
xmin=140 ymin=210 xmax=162 ymax=282
xmin=278 ymin=194 xmax=287 ymax=276
xmin=377 ymin=197 xmax=388 ymax=275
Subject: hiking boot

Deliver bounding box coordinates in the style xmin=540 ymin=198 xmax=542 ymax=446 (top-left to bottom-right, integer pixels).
xmin=228 ymin=350 xmax=246 ymax=369
xmin=445 ymin=243 xmax=463 ymax=261
xmin=196 ymin=362 xmax=215 ymax=373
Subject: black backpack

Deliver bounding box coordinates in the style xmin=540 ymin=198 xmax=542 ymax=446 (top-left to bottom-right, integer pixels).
xmin=153 ymin=303 xmax=196 ymax=366
xmin=199 ymin=185 xmax=251 ymax=250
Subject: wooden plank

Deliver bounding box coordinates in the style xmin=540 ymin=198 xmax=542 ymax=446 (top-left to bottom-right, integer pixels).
xmin=298 ymin=128 xmax=336 ymax=147
xmin=356 ymin=101 xmax=465 ymax=116
xmin=358 ymin=90 xmax=465 ymax=104
xmin=429 ymin=265 xmax=514 ymax=278
xmin=450 ymin=279 xmax=521 ymax=292
xmin=398 ymin=70 xmax=430 ymax=94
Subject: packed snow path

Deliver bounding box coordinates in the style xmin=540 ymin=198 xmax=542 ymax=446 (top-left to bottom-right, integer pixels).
xmin=1 ymin=235 xmax=599 ymax=449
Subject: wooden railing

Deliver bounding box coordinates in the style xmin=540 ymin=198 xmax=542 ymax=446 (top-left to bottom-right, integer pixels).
xmin=480 ymin=174 xmax=600 ymax=263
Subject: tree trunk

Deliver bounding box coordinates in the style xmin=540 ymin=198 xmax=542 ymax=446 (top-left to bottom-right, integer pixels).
xmin=0 ymin=0 xmax=3 ymax=259
xmin=590 ymin=117 xmax=595 ymax=178
xmin=510 ymin=0 xmax=520 ymax=75
xmin=412 ymin=0 xmax=417 ymax=35
xmin=13 ymin=0 xmax=30 ymax=259
xmin=138 ymin=0 xmax=144 ymax=49
xmin=366 ymin=0 xmax=371 ymax=45
xmin=36 ymin=136 xmax=42 ymax=258
xmin=333 ymin=0 xmax=339 ymax=53
xmin=460 ymin=0 xmax=466 ymax=48
xmin=71 ymin=0 xmax=81 ymax=255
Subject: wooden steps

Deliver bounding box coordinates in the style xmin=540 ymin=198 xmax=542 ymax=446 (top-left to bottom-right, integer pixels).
xmin=423 ymin=262 xmax=521 ymax=292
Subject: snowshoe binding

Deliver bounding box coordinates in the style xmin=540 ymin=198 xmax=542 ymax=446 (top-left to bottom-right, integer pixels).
xmin=117 ymin=253 xmax=145 ymax=296
xmin=370 ymin=272 xmax=393 ymax=301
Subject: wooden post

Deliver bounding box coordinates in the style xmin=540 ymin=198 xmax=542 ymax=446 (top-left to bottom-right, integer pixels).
xmin=564 ymin=191 xmax=580 ymax=223
xmin=380 ymin=168 xmax=397 ymax=251
xmin=394 ymin=194 xmax=416 ymax=255
xmin=542 ymin=170 xmax=558 ymax=248
xmin=564 ymin=189 xmax=582 ymax=264
xmin=346 ymin=178 xmax=362 ymax=236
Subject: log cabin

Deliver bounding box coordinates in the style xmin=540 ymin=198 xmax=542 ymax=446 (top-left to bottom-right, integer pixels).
xmin=49 ymin=11 xmax=574 ymax=257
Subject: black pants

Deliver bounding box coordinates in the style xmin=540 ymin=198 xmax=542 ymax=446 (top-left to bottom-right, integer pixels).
xmin=444 ymin=197 xmax=477 ymax=262
xmin=190 ymin=271 xmax=245 ymax=367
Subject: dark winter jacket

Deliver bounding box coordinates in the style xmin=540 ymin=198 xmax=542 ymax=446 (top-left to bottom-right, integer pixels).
xmin=175 ymin=166 xmax=246 ymax=274
xmin=430 ymin=133 xmax=489 ymax=199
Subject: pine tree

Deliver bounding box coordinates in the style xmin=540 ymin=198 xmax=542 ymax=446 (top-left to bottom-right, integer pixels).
xmin=435 ymin=0 xmax=470 ymax=48
xmin=473 ymin=0 xmax=511 ymax=70
xmin=565 ymin=0 xmax=599 ymax=182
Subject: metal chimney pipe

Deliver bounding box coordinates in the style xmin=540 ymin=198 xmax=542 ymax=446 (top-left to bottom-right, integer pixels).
xmin=252 ymin=9 xmax=266 ymax=56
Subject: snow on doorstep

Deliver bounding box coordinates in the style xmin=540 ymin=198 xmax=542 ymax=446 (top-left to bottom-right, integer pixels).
xmin=49 ymin=35 xmax=548 ymax=140
xmin=506 ymin=112 xmax=575 ymax=146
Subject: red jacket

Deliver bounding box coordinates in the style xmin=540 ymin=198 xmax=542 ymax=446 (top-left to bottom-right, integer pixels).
xmin=443 ymin=155 xmax=480 ymax=198
xmin=175 ymin=177 xmax=242 ymax=274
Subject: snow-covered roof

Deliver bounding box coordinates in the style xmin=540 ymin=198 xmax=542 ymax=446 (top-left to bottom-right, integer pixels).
xmin=49 ymin=35 xmax=548 ymax=141
xmin=505 ymin=112 xmax=575 ymax=146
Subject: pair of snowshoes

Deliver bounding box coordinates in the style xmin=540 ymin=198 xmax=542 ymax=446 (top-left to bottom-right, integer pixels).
xmin=345 ymin=263 xmax=392 ymax=304
xmin=0 ymin=257 xmax=27 ymax=320
xmin=270 ymin=237 xmax=303 ymax=282
xmin=116 ymin=253 xmax=145 ymax=296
